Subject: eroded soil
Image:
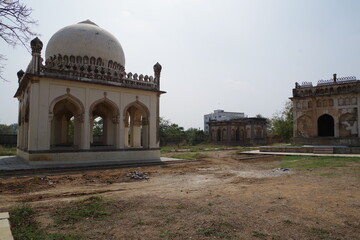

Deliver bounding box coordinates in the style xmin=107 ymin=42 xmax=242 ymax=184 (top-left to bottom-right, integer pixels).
xmin=0 ymin=150 xmax=359 ymax=239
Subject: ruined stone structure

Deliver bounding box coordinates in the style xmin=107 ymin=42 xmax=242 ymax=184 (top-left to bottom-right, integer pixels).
xmin=14 ymin=20 xmax=165 ymax=163
xmin=204 ymin=109 xmax=245 ymax=132
xmin=208 ymin=118 xmax=267 ymax=145
xmin=291 ymin=74 xmax=360 ymax=146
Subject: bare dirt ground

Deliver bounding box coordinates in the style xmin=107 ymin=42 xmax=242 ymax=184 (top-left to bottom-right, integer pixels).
xmin=0 ymin=150 xmax=359 ymax=240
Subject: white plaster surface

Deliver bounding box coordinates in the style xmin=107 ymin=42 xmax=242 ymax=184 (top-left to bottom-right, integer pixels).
xmin=0 ymin=212 xmax=13 ymax=240
xmin=45 ymin=20 xmax=125 ymax=66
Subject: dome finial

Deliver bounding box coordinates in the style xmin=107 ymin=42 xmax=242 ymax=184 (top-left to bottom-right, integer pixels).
xmin=78 ymin=19 xmax=98 ymax=26
xmin=30 ymin=37 xmax=43 ymax=55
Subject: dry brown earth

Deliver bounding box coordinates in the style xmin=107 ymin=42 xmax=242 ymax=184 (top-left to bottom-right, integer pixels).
xmin=0 ymin=150 xmax=359 ymax=239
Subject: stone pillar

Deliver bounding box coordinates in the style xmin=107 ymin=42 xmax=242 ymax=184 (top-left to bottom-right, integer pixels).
xmin=357 ymin=97 xmax=360 ymax=137
xmin=133 ymin=120 xmax=142 ymax=147
xmin=79 ymin=113 xmax=89 ymax=150
xmin=89 ymin=118 xmax=94 ymax=144
xmin=292 ymin=101 xmax=298 ymax=137
xmin=334 ymin=115 xmax=339 ymax=138
xmin=17 ymin=101 xmax=21 ymax=148
xmin=142 ymin=117 xmax=149 ymax=149
xmin=60 ymin=116 xmax=68 ymax=144
xmin=27 ymin=80 xmax=40 ymax=150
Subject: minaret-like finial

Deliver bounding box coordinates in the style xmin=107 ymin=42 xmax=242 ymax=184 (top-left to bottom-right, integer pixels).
xmin=153 ymin=62 xmax=162 ymax=90
xmin=30 ymin=37 xmax=43 ymax=55
xmin=30 ymin=37 xmax=43 ymax=74
xmin=17 ymin=69 xmax=24 ymax=82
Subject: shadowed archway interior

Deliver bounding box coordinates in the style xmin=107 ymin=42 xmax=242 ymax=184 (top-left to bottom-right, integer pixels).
xmin=318 ymin=114 xmax=334 ymax=137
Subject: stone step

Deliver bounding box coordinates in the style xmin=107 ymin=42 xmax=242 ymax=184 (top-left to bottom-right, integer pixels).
xmin=313 ymin=147 xmax=334 ymax=154
xmin=0 ymin=212 xmax=13 ymax=240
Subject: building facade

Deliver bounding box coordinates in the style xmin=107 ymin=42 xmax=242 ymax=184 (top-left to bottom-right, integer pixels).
xmin=14 ymin=20 xmax=165 ymax=163
xmin=204 ymin=110 xmax=245 ymax=132
xmin=291 ymin=74 xmax=360 ymax=146
xmin=208 ymin=118 xmax=267 ymax=145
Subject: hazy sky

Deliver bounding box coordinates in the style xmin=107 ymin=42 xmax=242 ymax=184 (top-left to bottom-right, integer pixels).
xmin=2 ymin=0 xmax=360 ymax=129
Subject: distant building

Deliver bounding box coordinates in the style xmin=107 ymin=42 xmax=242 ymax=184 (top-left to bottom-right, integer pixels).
xmin=208 ymin=118 xmax=267 ymax=146
xmin=204 ymin=110 xmax=245 ymax=132
xmin=291 ymin=74 xmax=360 ymax=146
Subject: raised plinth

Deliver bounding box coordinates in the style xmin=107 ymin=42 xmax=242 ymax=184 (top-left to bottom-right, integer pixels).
xmin=17 ymin=148 xmax=160 ymax=165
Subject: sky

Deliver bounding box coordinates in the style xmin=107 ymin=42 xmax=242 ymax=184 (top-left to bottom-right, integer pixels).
xmin=1 ymin=0 xmax=360 ymax=129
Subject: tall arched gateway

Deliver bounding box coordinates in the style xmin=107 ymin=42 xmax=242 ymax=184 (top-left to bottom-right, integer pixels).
xmin=14 ymin=20 xmax=165 ymax=163
xmin=318 ymin=114 xmax=334 ymax=137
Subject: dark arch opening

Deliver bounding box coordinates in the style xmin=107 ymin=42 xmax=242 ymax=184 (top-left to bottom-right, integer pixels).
xmin=217 ymin=129 xmax=221 ymax=141
xmin=318 ymin=114 xmax=334 ymax=137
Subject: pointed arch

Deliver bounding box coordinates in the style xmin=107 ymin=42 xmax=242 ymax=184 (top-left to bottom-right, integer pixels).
xmin=318 ymin=114 xmax=334 ymax=137
xmin=89 ymin=97 xmax=120 ymax=119
xmin=123 ymin=100 xmax=150 ymax=118
xmin=49 ymin=93 xmax=84 ymax=116
xmin=49 ymin=94 xmax=84 ymax=149
xmin=123 ymin=100 xmax=150 ymax=148
xmin=89 ymin=97 xmax=120 ymax=147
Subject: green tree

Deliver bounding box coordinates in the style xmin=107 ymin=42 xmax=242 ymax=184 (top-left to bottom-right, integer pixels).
xmin=270 ymin=101 xmax=293 ymax=140
xmin=0 ymin=123 xmax=18 ymax=134
xmin=159 ymin=117 xmax=185 ymax=145
xmin=185 ymin=128 xmax=206 ymax=145
xmin=93 ymin=118 xmax=103 ymax=136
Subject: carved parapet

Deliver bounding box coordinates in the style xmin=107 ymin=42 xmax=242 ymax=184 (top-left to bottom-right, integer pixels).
xmin=42 ymin=54 xmax=159 ymax=90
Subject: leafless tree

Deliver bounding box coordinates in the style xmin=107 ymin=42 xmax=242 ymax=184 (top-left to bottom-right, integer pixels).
xmin=0 ymin=0 xmax=37 ymax=81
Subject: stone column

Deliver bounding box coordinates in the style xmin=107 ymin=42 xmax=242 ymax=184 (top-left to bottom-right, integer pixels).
xmin=141 ymin=117 xmax=149 ymax=149
xmin=357 ymin=96 xmax=360 ymax=137
xmin=27 ymin=80 xmax=40 ymax=150
xmin=60 ymin=116 xmax=68 ymax=144
xmin=133 ymin=119 xmax=142 ymax=147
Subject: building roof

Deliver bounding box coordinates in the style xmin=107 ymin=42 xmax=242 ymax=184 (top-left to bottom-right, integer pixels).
xmin=45 ymin=20 xmax=125 ymax=67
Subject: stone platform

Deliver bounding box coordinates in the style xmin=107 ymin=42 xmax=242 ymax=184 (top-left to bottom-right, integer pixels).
xmin=260 ymin=145 xmax=360 ymax=154
xmin=0 ymin=156 xmax=190 ymax=177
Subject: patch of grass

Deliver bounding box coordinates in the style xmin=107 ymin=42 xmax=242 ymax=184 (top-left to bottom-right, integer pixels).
xmin=166 ymin=217 xmax=176 ymax=223
xmin=169 ymin=152 xmax=208 ymax=160
xmin=45 ymin=233 xmax=85 ymax=240
xmin=52 ymin=196 xmax=110 ymax=224
xmin=155 ymin=205 xmax=167 ymax=210
xmin=10 ymin=205 xmax=44 ymax=240
xmin=310 ymin=227 xmax=330 ymax=239
xmin=279 ymin=156 xmax=360 ymax=169
xmin=252 ymin=231 xmax=268 ymax=239
xmin=319 ymin=172 xmax=340 ymax=177
xmin=198 ymin=222 xmax=235 ymax=239
xmin=176 ymin=204 xmax=185 ymax=209
xmin=283 ymin=219 xmax=294 ymax=225
xmin=0 ymin=145 xmax=16 ymax=156
xmin=10 ymin=205 xmax=84 ymax=240
xmin=161 ymin=144 xmax=251 ymax=154
xmin=159 ymin=229 xmax=175 ymax=238
xmin=134 ymin=220 xmax=146 ymax=226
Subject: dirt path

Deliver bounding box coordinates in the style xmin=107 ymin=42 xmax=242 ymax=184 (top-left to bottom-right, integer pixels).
xmin=0 ymin=150 xmax=359 ymax=239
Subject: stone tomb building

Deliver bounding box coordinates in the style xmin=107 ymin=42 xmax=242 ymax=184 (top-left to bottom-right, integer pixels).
xmin=208 ymin=118 xmax=267 ymax=145
xmin=14 ymin=20 xmax=165 ymax=163
xmin=291 ymin=74 xmax=360 ymax=146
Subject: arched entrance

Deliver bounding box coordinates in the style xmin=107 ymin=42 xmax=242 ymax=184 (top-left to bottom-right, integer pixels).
xmin=217 ymin=129 xmax=221 ymax=141
xmin=90 ymin=99 xmax=119 ymax=147
xmin=124 ymin=102 xmax=150 ymax=148
xmin=318 ymin=114 xmax=334 ymax=137
xmin=235 ymin=128 xmax=240 ymax=141
xmin=50 ymin=98 xmax=83 ymax=148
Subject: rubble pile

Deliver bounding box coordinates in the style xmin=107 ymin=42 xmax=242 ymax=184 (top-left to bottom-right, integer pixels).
xmin=272 ymin=168 xmax=290 ymax=172
xmin=126 ymin=171 xmax=149 ymax=180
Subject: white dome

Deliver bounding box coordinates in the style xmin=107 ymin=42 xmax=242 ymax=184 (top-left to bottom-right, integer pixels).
xmin=45 ymin=20 xmax=125 ymax=67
